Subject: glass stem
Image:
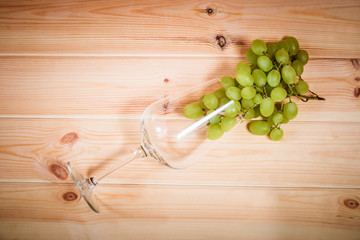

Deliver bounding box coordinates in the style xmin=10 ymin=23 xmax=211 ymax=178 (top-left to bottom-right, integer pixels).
xmin=91 ymin=146 xmax=147 ymax=185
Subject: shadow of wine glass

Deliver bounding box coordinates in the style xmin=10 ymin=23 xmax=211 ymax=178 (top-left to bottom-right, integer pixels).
xmin=84 ymin=116 xmax=142 ymax=178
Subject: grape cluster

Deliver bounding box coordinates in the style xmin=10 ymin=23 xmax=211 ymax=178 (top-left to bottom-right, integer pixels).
xmin=183 ymin=36 xmax=324 ymax=141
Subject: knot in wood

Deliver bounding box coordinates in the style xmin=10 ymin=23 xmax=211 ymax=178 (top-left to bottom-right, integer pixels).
xmin=216 ymin=35 xmax=226 ymax=49
xmin=206 ymin=7 xmax=216 ymax=16
xmin=50 ymin=164 xmax=68 ymax=180
xmin=344 ymin=199 xmax=359 ymax=209
xmin=61 ymin=132 xmax=78 ymax=144
xmin=351 ymin=59 xmax=359 ymax=70
xmin=163 ymin=99 xmax=169 ymax=111
xmin=216 ymin=35 xmax=226 ymax=48
xmin=354 ymin=87 xmax=360 ymax=97
xmin=63 ymin=191 xmax=78 ymax=201
xmin=163 ymin=78 xmax=169 ymax=83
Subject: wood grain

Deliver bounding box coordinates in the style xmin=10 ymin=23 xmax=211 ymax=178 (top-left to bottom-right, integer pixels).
xmin=2 ymin=220 xmax=360 ymax=240
xmin=0 ymin=0 xmax=359 ymax=238
xmin=0 ymin=118 xmax=359 ymax=187
xmin=0 ymin=183 xmax=359 ymax=240
xmin=0 ymin=0 xmax=359 ymax=57
xmin=0 ymin=57 xmax=359 ymax=121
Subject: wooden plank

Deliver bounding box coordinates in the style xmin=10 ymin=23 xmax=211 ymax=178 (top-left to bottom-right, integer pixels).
xmin=0 ymin=0 xmax=359 ymax=57
xmin=0 ymin=57 xmax=359 ymax=121
xmin=0 ymin=183 xmax=359 ymax=239
xmin=1 ymin=220 xmax=360 ymax=240
xmin=0 ymin=118 xmax=359 ymax=187
xmin=0 ymin=0 xmax=358 ymax=238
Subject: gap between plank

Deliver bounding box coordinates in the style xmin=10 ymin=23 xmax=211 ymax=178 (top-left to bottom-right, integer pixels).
xmin=0 ymin=114 xmax=141 ymax=119
xmin=0 ymin=53 xmax=241 ymax=58
xmin=0 ymin=114 xmax=359 ymax=123
xmin=0 ymin=179 xmax=359 ymax=190
xmin=0 ymin=53 xmax=351 ymax=60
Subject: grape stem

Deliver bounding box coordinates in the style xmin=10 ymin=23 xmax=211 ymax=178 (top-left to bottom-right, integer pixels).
xmin=262 ymin=85 xmax=268 ymax=97
xmin=256 ymin=85 xmax=266 ymax=98
xmin=296 ymin=77 xmax=326 ymax=101
xmin=241 ymin=110 xmax=248 ymax=117
xmin=297 ymin=91 xmax=326 ymax=102
xmin=287 ymin=83 xmax=295 ymax=95
xmin=308 ymin=89 xmax=326 ymax=100
xmin=255 ymin=85 xmax=264 ymax=93
xmin=270 ymin=123 xmax=279 ymax=131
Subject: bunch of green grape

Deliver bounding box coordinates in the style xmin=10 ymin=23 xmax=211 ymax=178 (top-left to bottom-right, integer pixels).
xmin=183 ymin=36 xmax=324 ymax=141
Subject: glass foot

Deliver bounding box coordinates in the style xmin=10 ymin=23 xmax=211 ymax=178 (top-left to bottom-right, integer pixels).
xmin=66 ymin=162 xmax=100 ymax=213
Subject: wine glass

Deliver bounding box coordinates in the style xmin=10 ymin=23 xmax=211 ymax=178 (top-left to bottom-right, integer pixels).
xmin=67 ymin=78 xmax=241 ymax=213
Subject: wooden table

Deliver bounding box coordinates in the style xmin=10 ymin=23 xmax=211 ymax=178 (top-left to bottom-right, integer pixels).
xmin=0 ymin=0 xmax=359 ymax=239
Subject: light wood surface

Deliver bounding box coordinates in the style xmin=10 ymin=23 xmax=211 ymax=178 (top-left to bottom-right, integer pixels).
xmin=0 ymin=118 xmax=359 ymax=188
xmin=0 ymin=183 xmax=359 ymax=240
xmin=0 ymin=0 xmax=359 ymax=58
xmin=0 ymin=57 xmax=358 ymax=121
xmin=0 ymin=0 xmax=359 ymax=239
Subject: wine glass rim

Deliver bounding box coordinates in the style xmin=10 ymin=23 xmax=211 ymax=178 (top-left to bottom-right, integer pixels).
xmin=139 ymin=77 xmax=222 ymax=164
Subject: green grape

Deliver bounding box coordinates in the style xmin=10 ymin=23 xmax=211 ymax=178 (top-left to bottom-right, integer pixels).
xmin=207 ymin=110 xmax=221 ymax=125
xmin=275 ymin=49 xmax=289 ymax=64
xmin=206 ymin=124 xmax=224 ymax=140
xmin=243 ymin=109 xmax=255 ymax=120
xmin=292 ymin=60 xmax=304 ymax=76
xmin=251 ymin=39 xmax=267 ymax=55
xmin=295 ymin=80 xmax=309 ymax=94
xmin=286 ymin=36 xmax=299 ymax=55
xmin=282 ymin=116 xmax=289 ymax=124
xmin=267 ymin=69 xmax=281 ymax=87
xmin=234 ymin=100 xmax=241 ymax=109
xmin=241 ymin=86 xmax=256 ymax=99
xmin=269 ymin=128 xmax=283 ymax=141
xmin=249 ymin=121 xmax=271 ymax=135
xmin=296 ymin=50 xmax=309 ymax=65
xmin=267 ymin=43 xmax=278 ymax=57
xmin=260 ymin=97 xmax=274 ymax=117
xmin=257 ymin=56 xmax=273 ymax=72
xmin=281 ymin=65 xmax=296 ymax=84
xmin=225 ymin=101 xmax=241 ymax=117
xmin=199 ymin=95 xmax=206 ymax=109
xmin=277 ymin=40 xmax=289 ymax=52
xmin=284 ymin=102 xmax=298 ymax=120
xmin=221 ymin=76 xmax=235 ymax=89
xmin=253 ymin=93 xmax=263 ymax=104
xmin=270 ymin=87 xmax=287 ymax=102
xmin=210 ymin=115 xmax=221 ymax=125
xmin=253 ymin=105 xmax=261 ymax=118
xmin=183 ymin=102 xmax=204 ymax=119
xmin=241 ymin=98 xmax=255 ymax=109
xmin=218 ymin=97 xmax=230 ymax=107
xmin=213 ymin=88 xmax=226 ymax=99
xmin=252 ymin=69 xmax=267 ymax=87
xmin=246 ymin=48 xmax=258 ymax=66
xmin=272 ymin=112 xmax=284 ymax=124
xmin=236 ymin=70 xmax=254 ymax=87
xmin=225 ymin=86 xmax=242 ymax=100
xmin=221 ymin=116 xmax=237 ymax=132
xmin=203 ymin=93 xmax=218 ymax=109
xmin=236 ymin=62 xmax=251 ymax=74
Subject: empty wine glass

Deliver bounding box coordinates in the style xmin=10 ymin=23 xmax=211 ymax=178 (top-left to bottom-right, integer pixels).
xmin=67 ymin=78 xmax=241 ymax=213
